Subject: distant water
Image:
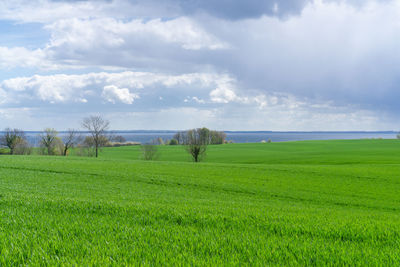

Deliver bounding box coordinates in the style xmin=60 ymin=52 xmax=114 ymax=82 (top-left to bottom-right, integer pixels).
xmin=16 ymin=131 xmax=398 ymax=146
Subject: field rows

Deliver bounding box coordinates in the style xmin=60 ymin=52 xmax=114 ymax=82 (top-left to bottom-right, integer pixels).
xmin=0 ymin=140 xmax=400 ymax=264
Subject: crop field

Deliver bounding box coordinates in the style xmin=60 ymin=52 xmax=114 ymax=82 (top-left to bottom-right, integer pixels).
xmin=0 ymin=139 xmax=400 ymax=265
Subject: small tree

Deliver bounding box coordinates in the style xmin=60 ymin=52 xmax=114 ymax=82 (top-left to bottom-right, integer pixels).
xmin=0 ymin=128 xmax=26 ymax=154
xmin=82 ymin=115 xmax=110 ymax=158
xmin=39 ymin=128 xmax=59 ymax=155
xmin=184 ymin=128 xmax=209 ymax=162
xmin=397 ymin=133 xmax=400 ymax=139
xmin=62 ymin=129 xmax=80 ymax=156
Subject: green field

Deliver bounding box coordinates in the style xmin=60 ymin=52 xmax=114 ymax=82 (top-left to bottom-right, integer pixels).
xmin=1 ymin=139 xmax=400 ymax=265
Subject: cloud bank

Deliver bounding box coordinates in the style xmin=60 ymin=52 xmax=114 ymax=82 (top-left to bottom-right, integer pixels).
xmin=0 ymin=0 xmax=398 ymax=130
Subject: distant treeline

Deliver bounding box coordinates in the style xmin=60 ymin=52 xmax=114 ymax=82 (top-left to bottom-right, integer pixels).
xmin=173 ymin=128 xmax=226 ymax=145
xmin=0 ymin=115 xmax=227 ymax=162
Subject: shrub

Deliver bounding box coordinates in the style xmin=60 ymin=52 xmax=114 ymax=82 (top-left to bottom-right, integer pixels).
xmin=169 ymin=139 xmax=178 ymax=145
xmin=141 ymin=144 xmax=159 ymax=160
xmin=0 ymin=148 xmax=10 ymax=154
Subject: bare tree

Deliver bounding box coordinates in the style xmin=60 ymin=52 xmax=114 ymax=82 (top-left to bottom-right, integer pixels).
xmin=62 ymin=129 xmax=80 ymax=156
xmin=82 ymin=115 xmax=110 ymax=158
xmin=39 ymin=128 xmax=59 ymax=155
xmin=0 ymin=128 xmax=26 ymax=154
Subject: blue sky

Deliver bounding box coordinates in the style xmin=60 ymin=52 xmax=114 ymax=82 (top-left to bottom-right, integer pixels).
xmin=0 ymin=0 xmax=399 ymax=130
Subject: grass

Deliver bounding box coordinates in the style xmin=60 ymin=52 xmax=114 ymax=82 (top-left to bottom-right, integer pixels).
xmin=0 ymin=139 xmax=400 ymax=265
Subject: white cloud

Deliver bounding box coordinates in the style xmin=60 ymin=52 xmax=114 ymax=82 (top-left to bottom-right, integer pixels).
xmin=0 ymin=16 xmax=228 ymax=70
xmin=44 ymin=17 xmax=228 ymax=58
xmin=0 ymin=47 xmax=47 ymax=69
xmin=1 ymin=74 xmax=93 ymax=103
xmin=102 ymin=85 xmax=139 ymax=104
xmin=184 ymin=96 xmax=206 ymax=104
xmin=0 ymin=71 xmax=234 ymax=105
xmin=210 ymin=87 xmax=237 ymax=103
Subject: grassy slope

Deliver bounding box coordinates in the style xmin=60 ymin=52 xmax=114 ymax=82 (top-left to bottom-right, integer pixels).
xmin=0 ymin=140 xmax=400 ymax=265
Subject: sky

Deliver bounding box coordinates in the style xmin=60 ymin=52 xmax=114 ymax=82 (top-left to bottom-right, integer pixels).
xmin=0 ymin=0 xmax=399 ymax=131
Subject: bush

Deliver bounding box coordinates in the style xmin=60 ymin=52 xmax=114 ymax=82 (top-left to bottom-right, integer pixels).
xmin=141 ymin=144 xmax=159 ymax=160
xmin=0 ymin=148 xmax=10 ymax=154
xmin=169 ymin=139 xmax=178 ymax=145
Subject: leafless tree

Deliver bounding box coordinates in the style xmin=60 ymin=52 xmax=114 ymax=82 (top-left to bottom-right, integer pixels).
xmin=82 ymin=115 xmax=110 ymax=158
xmin=0 ymin=128 xmax=26 ymax=154
xmin=39 ymin=128 xmax=59 ymax=155
xmin=62 ymin=129 xmax=80 ymax=156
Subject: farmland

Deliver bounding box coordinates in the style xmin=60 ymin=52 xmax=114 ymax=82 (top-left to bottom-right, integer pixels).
xmin=0 ymin=139 xmax=400 ymax=265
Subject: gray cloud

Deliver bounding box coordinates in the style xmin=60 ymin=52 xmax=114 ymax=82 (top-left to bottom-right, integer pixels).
xmin=159 ymin=0 xmax=309 ymax=20
xmin=1 ymin=0 xmax=387 ymax=24
xmin=127 ymin=0 xmax=390 ymax=20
